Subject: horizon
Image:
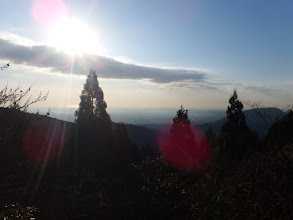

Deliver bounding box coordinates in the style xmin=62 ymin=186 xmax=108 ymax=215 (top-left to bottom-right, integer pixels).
xmin=26 ymin=106 xmax=284 ymax=127
xmin=27 ymin=106 xmax=227 ymax=125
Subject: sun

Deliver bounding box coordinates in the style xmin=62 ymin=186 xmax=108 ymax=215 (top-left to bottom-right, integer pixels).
xmin=47 ymin=18 xmax=99 ymax=55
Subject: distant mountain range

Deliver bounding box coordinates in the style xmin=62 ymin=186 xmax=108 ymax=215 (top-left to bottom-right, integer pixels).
xmin=22 ymin=107 xmax=285 ymax=154
xmin=196 ymin=108 xmax=285 ymax=137
xmin=126 ymin=108 xmax=285 ymax=152
xmin=124 ymin=124 xmax=158 ymax=152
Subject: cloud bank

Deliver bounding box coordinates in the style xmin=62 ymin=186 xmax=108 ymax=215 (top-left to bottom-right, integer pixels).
xmin=0 ymin=32 xmax=290 ymax=98
xmin=0 ymin=36 xmax=207 ymax=84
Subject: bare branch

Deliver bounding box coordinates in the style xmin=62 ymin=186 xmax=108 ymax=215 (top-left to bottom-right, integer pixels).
xmin=0 ymin=62 xmax=49 ymax=111
xmin=0 ymin=83 xmax=49 ymax=111
xmin=243 ymin=99 xmax=284 ymax=129
xmin=0 ymin=61 xmax=12 ymax=70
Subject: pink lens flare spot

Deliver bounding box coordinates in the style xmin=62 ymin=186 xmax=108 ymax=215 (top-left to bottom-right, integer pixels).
xmin=22 ymin=118 xmax=69 ymax=163
xmin=32 ymin=0 xmax=68 ymax=27
xmin=158 ymin=124 xmax=210 ymax=172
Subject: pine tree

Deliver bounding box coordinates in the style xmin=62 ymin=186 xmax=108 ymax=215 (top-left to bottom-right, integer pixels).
xmin=73 ymin=69 xmax=113 ymax=170
xmin=220 ymin=90 xmax=258 ymax=165
xmin=162 ymin=106 xmax=196 ymax=171
xmin=226 ymin=89 xmax=246 ymax=128
xmin=75 ymin=68 xmax=111 ymax=128
xmin=72 ymin=69 xmax=137 ymax=172
xmin=160 ymin=105 xmax=210 ymax=172
xmin=169 ymin=105 xmax=195 ymax=145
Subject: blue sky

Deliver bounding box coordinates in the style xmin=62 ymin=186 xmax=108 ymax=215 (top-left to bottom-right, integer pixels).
xmin=0 ymin=0 xmax=292 ymax=110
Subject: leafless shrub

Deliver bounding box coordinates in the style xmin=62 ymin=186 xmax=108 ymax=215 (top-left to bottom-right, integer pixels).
xmin=0 ymin=61 xmax=49 ymax=111
xmin=243 ymin=100 xmax=284 ymax=129
xmin=0 ymin=60 xmax=11 ymax=70
xmin=0 ymin=82 xmax=49 ymax=111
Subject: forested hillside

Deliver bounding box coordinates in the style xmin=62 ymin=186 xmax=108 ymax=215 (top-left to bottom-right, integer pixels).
xmin=1 ymin=73 xmax=293 ymax=219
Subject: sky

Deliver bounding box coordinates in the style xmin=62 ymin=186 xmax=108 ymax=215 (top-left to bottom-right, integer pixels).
xmin=0 ymin=0 xmax=292 ymax=111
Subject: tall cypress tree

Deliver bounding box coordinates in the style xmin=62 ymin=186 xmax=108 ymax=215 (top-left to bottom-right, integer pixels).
xmin=169 ymin=105 xmax=195 ymax=146
xmin=160 ymin=105 xmax=209 ymax=172
xmin=220 ymin=90 xmax=258 ymax=165
xmin=75 ymin=68 xmax=111 ymax=128
xmin=71 ymin=69 xmax=137 ymax=172
xmin=74 ymin=69 xmax=113 ymax=170
xmin=226 ymin=89 xmax=246 ymax=128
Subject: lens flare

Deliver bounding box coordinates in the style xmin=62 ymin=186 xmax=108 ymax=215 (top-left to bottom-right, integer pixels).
xmin=158 ymin=124 xmax=210 ymax=172
xmin=32 ymin=0 xmax=68 ymax=27
xmin=22 ymin=118 xmax=70 ymax=163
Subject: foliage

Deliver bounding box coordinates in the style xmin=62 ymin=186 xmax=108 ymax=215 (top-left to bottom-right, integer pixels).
xmin=1 ymin=104 xmax=293 ymax=219
xmin=204 ymin=127 xmax=218 ymax=149
xmin=112 ymin=122 xmax=138 ymax=166
xmin=0 ymin=108 xmax=45 ymax=166
xmin=160 ymin=105 xmax=210 ymax=172
xmin=140 ymin=143 xmax=157 ymax=158
xmin=169 ymin=105 xmax=195 ymax=145
xmin=226 ymin=89 xmax=246 ymax=127
xmin=220 ymin=90 xmax=259 ymax=165
xmin=0 ymin=83 xmax=48 ymax=111
xmin=0 ymin=62 xmax=48 ymax=111
xmin=75 ymin=68 xmax=111 ymax=127
xmin=132 ymin=144 xmax=293 ymax=219
xmin=0 ymin=204 xmax=39 ymax=219
xmin=73 ymin=69 xmax=137 ymax=173
xmin=133 ymin=156 xmax=196 ymax=218
xmin=265 ymin=109 xmax=293 ymax=150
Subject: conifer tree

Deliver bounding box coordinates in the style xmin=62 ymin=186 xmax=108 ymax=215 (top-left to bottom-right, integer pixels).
xmin=220 ymin=90 xmax=258 ymax=164
xmin=73 ymin=69 xmax=137 ymax=172
xmin=169 ymin=105 xmax=195 ymax=145
xmin=161 ymin=105 xmax=209 ymax=172
xmin=73 ymin=69 xmax=113 ymax=170
xmin=75 ymin=68 xmax=111 ymax=128
xmin=226 ymin=89 xmax=246 ymax=128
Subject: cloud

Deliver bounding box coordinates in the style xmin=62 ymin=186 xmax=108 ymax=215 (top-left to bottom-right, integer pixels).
xmin=0 ymin=35 xmax=207 ymax=85
xmin=0 ymin=32 xmax=290 ymax=99
xmin=245 ymin=86 xmax=288 ymax=96
xmin=0 ymin=32 xmax=39 ymax=46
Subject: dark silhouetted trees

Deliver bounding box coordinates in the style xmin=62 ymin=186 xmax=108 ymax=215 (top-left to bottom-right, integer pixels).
xmin=220 ymin=90 xmax=259 ymax=164
xmin=160 ymin=106 xmax=209 ymax=172
xmin=204 ymin=127 xmax=218 ymax=149
xmin=265 ymin=109 xmax=293 ymax=150
xmin=226 ymin=89 xmax=246 ymax=128
xmin=73 ymin=69 xmax=136 ymax=173
xmin=73 ymin=69 xmax=114 ymax=171
xmin=75 ymin=68 xmax=111 ymax=128
xmin=169 ymin=106 xmax=196 ymax=146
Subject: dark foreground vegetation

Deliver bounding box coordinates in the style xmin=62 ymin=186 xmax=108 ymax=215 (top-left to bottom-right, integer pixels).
xmin=1 ymin=69 xmax=293 ymax=219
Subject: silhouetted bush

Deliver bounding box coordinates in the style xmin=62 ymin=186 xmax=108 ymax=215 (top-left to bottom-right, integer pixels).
xmin=0 ymin=108 xmax=44 ymax=167
xmin=265 ymin=109 xmax=293 ymax=150
xmin=204 ymin=127 xmax=218 ymax=149
xmin=73 ymin=70 xmax=138 ymax=174
xmin=132 ymin=143 xmax=293 ymax=219
xmin=113 ymin=122 xmax=138 ymax=167
xmin=219 ymin=90 xmax=260 ymax=166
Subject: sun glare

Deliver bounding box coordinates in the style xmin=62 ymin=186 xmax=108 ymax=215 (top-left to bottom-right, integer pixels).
xmin=47 ymin=18 xmax=99 ymax=55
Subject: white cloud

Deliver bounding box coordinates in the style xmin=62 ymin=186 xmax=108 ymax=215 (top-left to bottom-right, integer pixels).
xmin=0 ymin=32 xmax=40 ymax=46
xmin=0 ymin=32 xmax=292 ymax=109
xmin=0 ymin=33 xmax=209 ymax=85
